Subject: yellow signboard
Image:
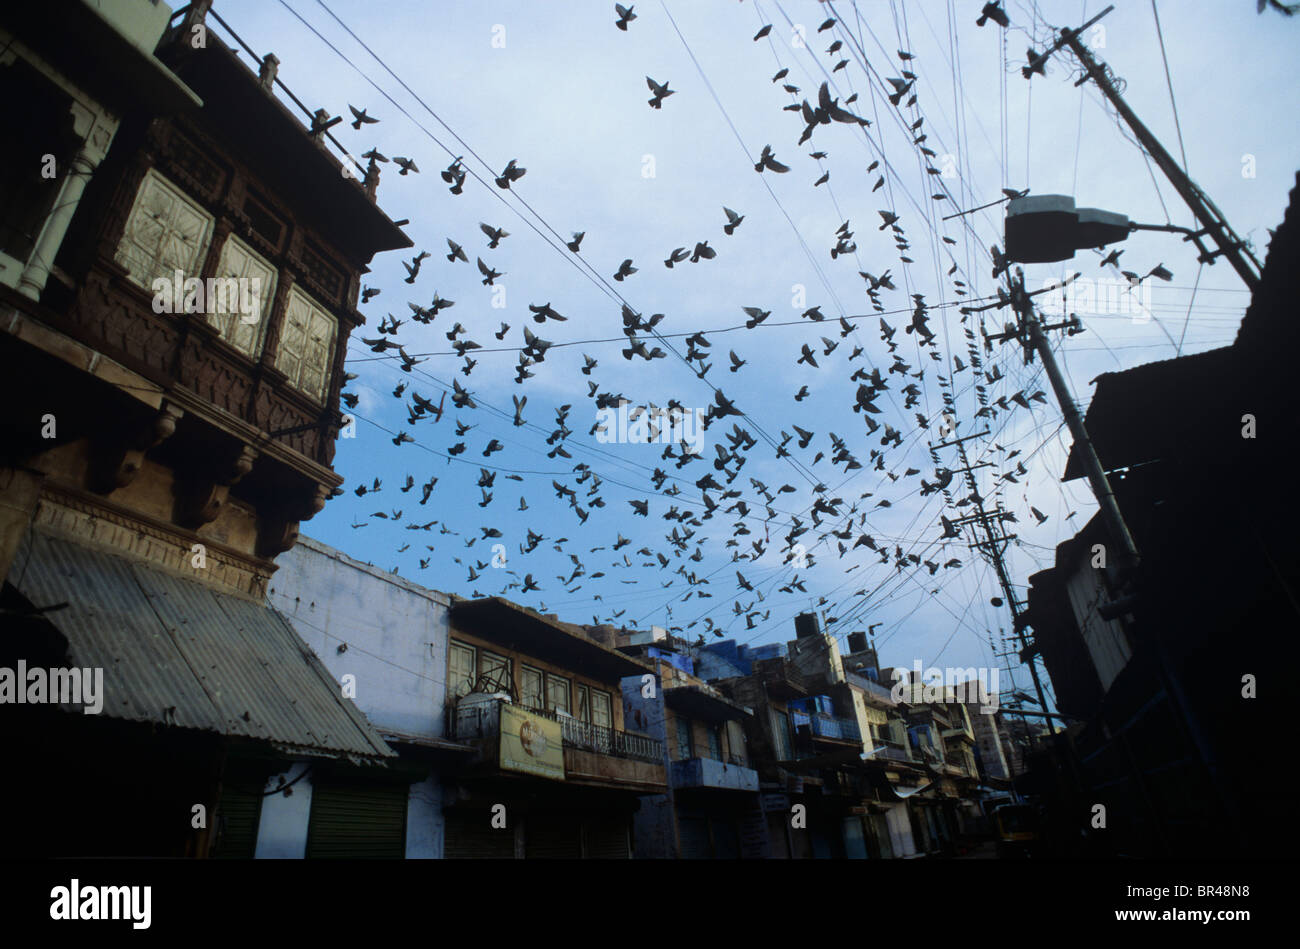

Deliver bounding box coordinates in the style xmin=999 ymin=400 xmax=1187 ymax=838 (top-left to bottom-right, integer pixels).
xmin=499 ymin=704 xmax=565 ymax=780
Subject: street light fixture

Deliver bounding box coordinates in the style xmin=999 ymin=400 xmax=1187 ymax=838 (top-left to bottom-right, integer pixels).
xmin=1004 ymin=193 xmax=1225 ymax=268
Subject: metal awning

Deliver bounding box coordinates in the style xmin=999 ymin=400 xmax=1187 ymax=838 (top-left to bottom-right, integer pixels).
xmin=10 ymin=529 xmax=394 ymax=763
xmin=865 ymin=770 xmax=933 ymax=802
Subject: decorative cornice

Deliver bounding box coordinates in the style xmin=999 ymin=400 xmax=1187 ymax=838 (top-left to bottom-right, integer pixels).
xmin=36 ymin=480 xmax=276 ymax=600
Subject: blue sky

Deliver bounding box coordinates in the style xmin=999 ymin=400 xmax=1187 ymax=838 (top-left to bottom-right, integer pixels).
xmin=218 ymin=0 xmax=1298 ymax=706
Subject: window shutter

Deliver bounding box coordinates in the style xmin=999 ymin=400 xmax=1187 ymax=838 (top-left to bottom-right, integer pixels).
xmin=210 ymin=234 xmax=276 ymax=357
xmin=115 ymin=169 xmax=213 ymax=290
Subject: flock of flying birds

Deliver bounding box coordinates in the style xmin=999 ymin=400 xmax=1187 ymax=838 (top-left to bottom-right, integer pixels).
xmin=318 ymin=2 xmax=1142 ymax=643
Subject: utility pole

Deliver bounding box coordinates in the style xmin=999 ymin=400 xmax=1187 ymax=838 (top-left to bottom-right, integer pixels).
xmin=976 ymin=271 xmax=1141 ymax=580
xmin=931 ymin=428 xmax=1055 ymax=726
xmin=970 ymin=276 xmax=1240 ymax=849
xmin=1027 ymin=5 xmax=1262 ymax=292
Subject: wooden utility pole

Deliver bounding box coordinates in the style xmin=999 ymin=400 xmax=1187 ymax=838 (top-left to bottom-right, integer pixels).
xmin=931 ymin=429 xmax=1055 ymax=725
xmin=982 ymin=272 xmax=1141 ymax=576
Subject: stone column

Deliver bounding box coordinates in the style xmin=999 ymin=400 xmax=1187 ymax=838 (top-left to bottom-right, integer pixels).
xmin=18 ymin=103 xmax=118 ymax=300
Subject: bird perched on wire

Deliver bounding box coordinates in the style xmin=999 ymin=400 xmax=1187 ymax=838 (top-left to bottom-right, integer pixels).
xmin=567 ymin=232 xmax=585 ymax=253
xmin=348 ymin=105 xmax=379 ymax=129
xmin=646 ymin=77 xmax=675 ymax=109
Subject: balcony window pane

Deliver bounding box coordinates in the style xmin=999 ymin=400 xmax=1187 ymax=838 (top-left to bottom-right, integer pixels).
xmin=521 ymin=666 xmax=543 ymax=709
xmin=575 ymin=684 xmax=590 ymax=722
xmin=449 ymin=642 xmax=475 ymax=699
xmin=771 ymin=709 xmax=792 ymax=761
xmin=209 ymin=234 xmax=276 ymax=358
xmin=706 ymin=724 xmax=722 ymax=761
xmin=546 ymin=674 xmax=570 ymax=715
xmin=676 ymin=716 xmax=692 ymax=760
xmin=591 ymin=691 xmax=612 ymax=730
xmin=477 ymin=650 xmax=511 ymax=693
xmin=275 ymin=286 xmax=337 ymax=402
xmin=115 ymin=169 xmax=214 ymax=292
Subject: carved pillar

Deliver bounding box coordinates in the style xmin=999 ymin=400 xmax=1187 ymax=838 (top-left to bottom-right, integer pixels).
xmin=18 ymin=103 xmax=119 ymax=299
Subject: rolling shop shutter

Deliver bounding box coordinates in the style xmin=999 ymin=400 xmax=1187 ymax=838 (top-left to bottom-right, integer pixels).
xmin=443 ymin=809 xmax=516 ymax=859
xmin=711 ymin=817 xmax=741 ymax=859
xmin=583 ymin=816 xmax=631 ymax=859
xmin=767 ymin=812 xmax=791 ymax=858
xmin=212 ymin=782 xmax=262 ymax=859
xmin=305 ymin=781 xmax=407 ymax=859
xmin=524 ymin=813 xmax=582 ymax=859
xmin=678 ymin=814 xmax=711 ymax=859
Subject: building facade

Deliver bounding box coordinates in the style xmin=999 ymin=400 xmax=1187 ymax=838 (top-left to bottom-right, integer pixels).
xmin=0 ymin=0 xmax=408 ymax=857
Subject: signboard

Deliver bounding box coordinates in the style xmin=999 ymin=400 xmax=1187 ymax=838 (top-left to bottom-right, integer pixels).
xmin=499 ymin=704 xmax=564 ymax=780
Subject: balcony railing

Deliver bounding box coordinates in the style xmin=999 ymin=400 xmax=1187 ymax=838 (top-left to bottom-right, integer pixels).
xmin=447 ymin=697 xmax=662 ymax=764
xmin=871 ymin=739 xmax=915 ymax=762
xmin=793 ymin=710 xmax=862 ymax=743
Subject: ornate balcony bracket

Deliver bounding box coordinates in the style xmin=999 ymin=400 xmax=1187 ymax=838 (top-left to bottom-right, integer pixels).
xmin=255 ymin=482 xmax=326 ymax=558
xmin=88 ymin=402 xmax=184 ymax=494
xmin=173 ymin=444 xmax=258 ymax=528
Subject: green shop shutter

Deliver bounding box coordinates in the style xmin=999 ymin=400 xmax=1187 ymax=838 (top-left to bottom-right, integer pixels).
xmin=305 ymin=781 xmax=407 ymax=859
xmin=212 ymin=783 xmax=262 ymax=859
xmin=443 ymin=809 xmax=516 ymax=859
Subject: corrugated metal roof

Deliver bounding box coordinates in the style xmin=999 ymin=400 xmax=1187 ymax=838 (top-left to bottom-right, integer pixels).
xmin=13 ymin=529 xmax=394 ymax=762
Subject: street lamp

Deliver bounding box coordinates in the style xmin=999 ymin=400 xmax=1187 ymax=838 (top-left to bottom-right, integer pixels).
xmin=1004 ymin=193 xmax=1220 ymax=267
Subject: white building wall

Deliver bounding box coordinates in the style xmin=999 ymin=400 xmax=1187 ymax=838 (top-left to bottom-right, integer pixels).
xmin=406 ymin=775 xmax=443 ymax=859
xmin=269 ymin=535 xmax=451 ymax=738
xmin=1065 ymin=564 xmax=1131 ymax=692
xmin=265 ymin=536 xmax=453 ymax=858
xmin=254 ymin=763 xmax=314 ymax=859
